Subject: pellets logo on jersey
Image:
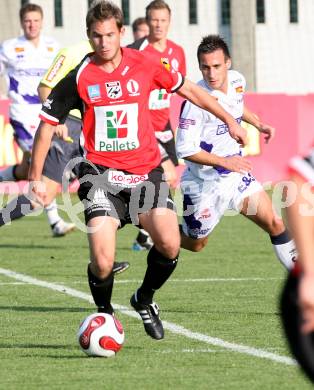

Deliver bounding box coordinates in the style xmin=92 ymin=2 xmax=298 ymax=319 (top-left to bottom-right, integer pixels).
xmin=14 ymin=47 xmax=24 ymax=53
xmin=106 ymin=110 xmax=128 ymax=139
xmin=235 ymin=86 xmax=244 ymax=93
xmin=45 ymin=55 xmax=65 ymax=82
xmin=158 ymin=90 xmax=170 ymax=101
xmin=94 ymin=104 xmax=139 ymax=152
xmin=105 ymin=81 xmax=122 ymax=99
xmin=149 ymin=88 xmax=171 ymax=110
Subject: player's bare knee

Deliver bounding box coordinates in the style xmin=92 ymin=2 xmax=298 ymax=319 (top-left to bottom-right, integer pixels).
xmin=155 ymin=240 xmax=180 ymax=259
xmin=267 ymin=216 xmax=285 ymax=236
xmin=190 ymin=238 xmax=208 ymax=252
xmin=91 ymin=256 xmax=114 ymax=279
xmin=154 ymin=230 xmax=180 ymax=256
xmin=42 ymin=196 xmax=54 ymax=208
xmin=181 ymin=233 xmax=208 ymax=252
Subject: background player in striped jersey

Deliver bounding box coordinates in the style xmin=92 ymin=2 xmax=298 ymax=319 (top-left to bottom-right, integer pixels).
xmin=0 ymin=3 xmax=74 ymax=236
xmin=176 ymin=35 xmax=296 ymax=270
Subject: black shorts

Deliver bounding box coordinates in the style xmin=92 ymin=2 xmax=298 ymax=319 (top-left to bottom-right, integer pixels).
xmin=77 ymin=161 xmax=175 ymax=226
xmin=158 ymin=137 xmax=178 ymax=166
xmin=43 ymin=116 xmax=81 ymax=184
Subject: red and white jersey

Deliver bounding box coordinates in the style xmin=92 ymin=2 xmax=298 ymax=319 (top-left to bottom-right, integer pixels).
xmin=128 ymin=38 xmax=186 ymax=132
xmin=40 ymin=47 xmax=184 ymax=174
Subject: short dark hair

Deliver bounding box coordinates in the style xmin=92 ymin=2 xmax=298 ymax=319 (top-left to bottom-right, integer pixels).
xmin=86 ymin=0 xmax=124 ymax=32
xmin=197 ymin=35 xmax=231 ymax=64
xmin=19 ymin=3 xmax=43 ymax=21
xmin=132 ymin=17 xmax=147 ymax=33
xmin=145 ymin=0 xmax=171 ymax=20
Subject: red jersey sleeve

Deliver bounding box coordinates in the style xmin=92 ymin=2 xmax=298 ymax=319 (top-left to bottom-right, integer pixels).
xmin=151 ymin=63 xmax=184 ymax=93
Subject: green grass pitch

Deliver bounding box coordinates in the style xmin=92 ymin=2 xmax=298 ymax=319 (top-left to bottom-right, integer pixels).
xmin=0 ymin=194 xmax=312 ymax=389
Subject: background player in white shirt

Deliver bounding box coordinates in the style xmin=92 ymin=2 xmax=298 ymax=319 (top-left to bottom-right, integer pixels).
xmin=176 ymin=35 xmax=296 ymax=270
xmin=0 ymin=3 xmax=74 ymax=236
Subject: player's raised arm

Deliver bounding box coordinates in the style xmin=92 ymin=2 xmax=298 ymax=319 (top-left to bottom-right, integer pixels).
xmin=177 ymin=78 xmax=248 ymax=146
xmin=184 ymin=151 xmax=252 ymax=174
xmin=38 ymin=83 xmax=52 ymax=103
xmin=29 ymin=64 xmax=79 ymax=193
xmin=242 ymin=106 xmax=275 ymax=144
xmin=28 ymin=121 xmax=56 ymax=204
xmin=37 ymin=82 xmax=70 ymax=141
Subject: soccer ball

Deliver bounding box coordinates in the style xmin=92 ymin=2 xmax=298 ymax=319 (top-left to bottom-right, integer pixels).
xmin=78 ymin=313 xmax=124 ymax=357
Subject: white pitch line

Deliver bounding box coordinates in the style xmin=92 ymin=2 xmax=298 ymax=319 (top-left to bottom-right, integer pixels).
xmin=161 ymin=348 xmax=223 ymax=353
xmin=0 ymin=277 xmax=284 ymax=286
xmin=0 ymin=267 xmax=296 ymax=367
xmin=114 ymin=277 xmax=284 ymax=283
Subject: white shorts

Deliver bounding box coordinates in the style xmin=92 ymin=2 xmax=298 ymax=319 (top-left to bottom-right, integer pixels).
xmin=181 ymin=169 xmax=263 ymax=239
xmin=10 ymin=104 xmax=41 ymax=152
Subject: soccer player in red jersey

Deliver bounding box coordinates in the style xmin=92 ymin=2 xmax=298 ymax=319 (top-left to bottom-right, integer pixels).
xmin=128 ymin=0 xmax=186 ymax=250
xmin=29 ymin=0 xmax=247 ymax=340
xmin=129 ymin=0 xmax=186 ymax=186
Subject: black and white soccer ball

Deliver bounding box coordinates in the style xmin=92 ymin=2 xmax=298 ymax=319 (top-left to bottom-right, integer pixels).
xmin=78 ymin=313 xmax=124 ymax=357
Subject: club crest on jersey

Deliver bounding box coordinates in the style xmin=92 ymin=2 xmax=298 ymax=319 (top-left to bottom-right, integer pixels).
xmin=161 ymin=58 xmax=170 ymax=71
xmin=105 ymin=81 xmax=122 ymax=99
xmin=88 ymin=84 xmax=101 ymax=101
